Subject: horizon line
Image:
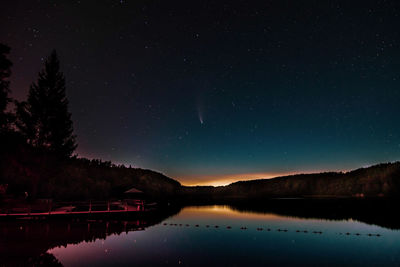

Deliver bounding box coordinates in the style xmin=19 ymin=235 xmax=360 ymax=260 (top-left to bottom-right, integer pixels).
xmin=178 ymin=161 xmax=400 ymax=187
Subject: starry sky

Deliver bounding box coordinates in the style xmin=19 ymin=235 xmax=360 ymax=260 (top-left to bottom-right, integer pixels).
xmin=1 ymin=0 xmax=400 ymax=185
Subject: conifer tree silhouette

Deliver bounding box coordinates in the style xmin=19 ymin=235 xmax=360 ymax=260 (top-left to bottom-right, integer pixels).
xmin=0 ymin=43 xmax=13 ymax=132
xmin=16 ymin=50 xmax=77 ymax=157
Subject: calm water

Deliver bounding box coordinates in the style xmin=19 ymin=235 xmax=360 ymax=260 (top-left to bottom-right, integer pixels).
xmin=2 ymin=205 xmax=400 ymax=266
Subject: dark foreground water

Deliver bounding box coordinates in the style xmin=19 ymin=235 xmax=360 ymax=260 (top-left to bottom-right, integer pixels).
xmin=2 ymin=204 xmax=400 ymax=266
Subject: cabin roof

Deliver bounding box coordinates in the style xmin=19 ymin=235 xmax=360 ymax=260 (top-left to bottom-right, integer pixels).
xmin=124 ymin=187 xmax=144 ymax=194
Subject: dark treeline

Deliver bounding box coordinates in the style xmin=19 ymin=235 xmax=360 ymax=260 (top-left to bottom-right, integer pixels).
xmin=1 ymin=140 xmax=180 ymax=200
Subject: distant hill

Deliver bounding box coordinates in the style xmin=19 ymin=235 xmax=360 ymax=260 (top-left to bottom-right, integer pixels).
xmin=180 ymin=162 xmax=400 ymax=201
xmin=0 ymin=132 xmax=181 ymax=200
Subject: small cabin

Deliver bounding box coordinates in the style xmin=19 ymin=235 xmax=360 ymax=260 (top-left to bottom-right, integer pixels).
xmin=124 ymin=187 xmax=144 ymax=198
xmin=123 ymin=187 xmax=145 ymax=208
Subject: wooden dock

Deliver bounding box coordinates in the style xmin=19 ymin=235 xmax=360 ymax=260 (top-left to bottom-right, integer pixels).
xmin=0 ymin=200 xmax=147 ymax=219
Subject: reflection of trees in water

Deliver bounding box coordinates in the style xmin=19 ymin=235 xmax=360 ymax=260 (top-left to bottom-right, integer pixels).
xmin=28 ymin=253 xmax=63 ymax=267
xmin=0 ymin=206 xmax=182 ymax=266
xmin=228 ymin=199 xmax=400 ymax=230
xmin=3 ymin=200 xmax=398 ymax=266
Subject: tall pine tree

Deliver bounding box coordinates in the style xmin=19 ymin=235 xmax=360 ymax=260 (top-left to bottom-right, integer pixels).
xmin=16 ymin=50 xmax=77 ymax=157
xmin=0 ymin=43 xmax=13 ymax=132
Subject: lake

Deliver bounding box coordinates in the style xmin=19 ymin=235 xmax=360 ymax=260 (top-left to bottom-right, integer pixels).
xmin=2 ymin=203 xmax=400 ymax=266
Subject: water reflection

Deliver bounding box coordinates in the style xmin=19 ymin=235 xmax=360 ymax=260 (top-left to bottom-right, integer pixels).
xmin=229 ymin=198 xmax=400 ymax=229
xmin=1 ymin=201 xmax=400 ymax=266
xmin=0 ymin=206 xmax=181 ymax=266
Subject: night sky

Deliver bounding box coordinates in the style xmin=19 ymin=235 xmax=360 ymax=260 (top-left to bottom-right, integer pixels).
xmin=1 ymin=1 xmax=400 ymax=185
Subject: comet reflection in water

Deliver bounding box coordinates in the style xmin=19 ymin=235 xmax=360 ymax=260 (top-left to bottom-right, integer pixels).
xmin=43 ymin=205 xmax=400 ymax=266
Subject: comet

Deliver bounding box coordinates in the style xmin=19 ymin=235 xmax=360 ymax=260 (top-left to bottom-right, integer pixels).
xmin=196 ymin=92 xmax=205 ymax=125
xmin=198 ymin=109 xmax=204 ymax=124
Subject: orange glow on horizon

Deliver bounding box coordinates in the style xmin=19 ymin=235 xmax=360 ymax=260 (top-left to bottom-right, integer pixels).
xmin=178 ymin=168 xmax=350 ymax=187
xmin=179 ymin=171 xmax=297 ymax=187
